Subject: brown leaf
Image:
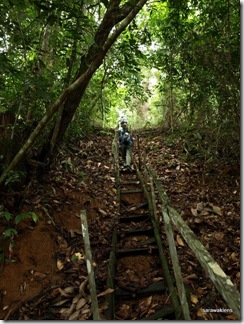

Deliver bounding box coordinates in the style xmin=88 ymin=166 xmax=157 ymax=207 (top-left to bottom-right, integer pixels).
xmin=191 ymin=208 xmax=198 ymax=217
xmin=196 ymin=308 xmax=208 ymax=319
xmin=214 ymin=232 xmax=224 ymax=241
xmin=225 ymin=314 xmax=237 ymax=320
xmin=230 ymin=252 xmax=238 ymax=262
xmin=76 ymin=298 xmax=87 ymax=311
xmin=183 ymin=273 xmax=197 ymax=284
xmin=212 ymin=205 xmax=223 ymax=216
xmin=97 ymin=288 xmax=114 ymax=298
xmin=176 ymin=234 xmax=185 ymax=246
xmin=57 ymin=260 xmax=64 ymax=271
xmin=152 ymin=277 xmax=164 ymax=282
xmin=194 ymin=217 xmax=203 ymax=224
xmin=196 ymin=202 xmax=204 ymax=212
xmin=69 ymin=309 xmax=81 ymax=320
xmin=190 ymin=294 xmax=199 ymax=304
xmin=98 ymin=208 xmax=107 ymax=216
xmin=33 ymin=271 xmax=47 ymax=281
xmin=53 ymin=298 xmax=70 ymax=307
xmin=200 ymin=210 xmax=210 ymax=216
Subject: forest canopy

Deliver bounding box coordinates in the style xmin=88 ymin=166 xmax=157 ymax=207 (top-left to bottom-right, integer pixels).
xmin=0 ymin=0 xmax=240 ymax=185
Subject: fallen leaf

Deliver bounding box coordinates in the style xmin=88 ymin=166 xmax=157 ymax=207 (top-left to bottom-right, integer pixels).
xmin=214 ymin=232 xmax=224 ymax=241
xmin=97 ymin=288 xmax=114 ymax=298
xmin=63 ymin=286 xmax=75 ymax=295
xmin=98 ymin=209 xmax=107 ymax=216
xmin=194 ymin=217 xmax=203 ymax=224
xmin=212 ymin=205 xmax=223 ymax=216
xmin=176 ymin=234 xmax=185 ymax=246
xmin=196 ymin=202 xmax=204 ymax=212
xmin=197 ymin=287 xmax=208 ymax=294
xmin=225 ymin=314 xmax=237 ymax=320
xmin=196 ymin=308 xmax=208 ymax=319
xmin=183 ymin=273 xmax=197 ymax=284
xmin=200 ymin=210 xmax=210 ymax=216
xmin=190 ymin=294 xmax=199 ymax=304
xmin=76 ymin=298 xmax=87 ymax=311
xmin=191 ymin=208 xmax=198 ymax=217
xmin=152 ymin=277 xmax=164 ymax=282
xmin=69 ymin=309 xmax=81 ymax=320
xmin=53 ymin=298 xmax=70 ymax=307
xmin=57 ymin=260 xmax=64 ymax=271
xmin=230 ymin=252 xmax=238 ymax=262
xmin=73 ymin=252 xmax=84 ymax=260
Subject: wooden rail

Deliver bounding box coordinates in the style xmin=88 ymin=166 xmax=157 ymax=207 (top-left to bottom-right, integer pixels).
xmin=111 ymin=133 xmax=240 ymax=319
xmin=146 ymin=167 xmax=240 ymax=319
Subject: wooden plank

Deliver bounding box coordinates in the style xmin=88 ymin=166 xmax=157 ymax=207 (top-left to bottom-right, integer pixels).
xmin=121 ymin=180 xmax=140 ymax=185
xmin=121 ymin=189 xmax=144 ymax=194
xmin=115 ymin=281 xmax=166 ymax=298
xmin=119 ymin=213 xmax=150 ymax=222
xmin=80 ymin=209 xmax=101 ymax=321
xmin=116 ymin=246 xmax=158 ymax=256
xmin=118 ymin=227 xmax=153 ymax=236
xmin=163 ymin=211 xmax=191 ymax=320
xmin=105 ymin=227 xmax=117 ymax=320
xmin=141 ymin=306 xmax=175 ymax=320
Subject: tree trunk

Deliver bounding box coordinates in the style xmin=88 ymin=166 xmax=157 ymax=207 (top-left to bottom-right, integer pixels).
xmin=39 ymin=0 xmax=148 ymax=162
xmin=0 ymin=0 xmax=148 ymax=186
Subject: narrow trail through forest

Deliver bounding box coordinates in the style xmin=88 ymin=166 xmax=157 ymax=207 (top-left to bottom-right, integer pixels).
xmin=0 ymin=128 xmax=240 ymax=320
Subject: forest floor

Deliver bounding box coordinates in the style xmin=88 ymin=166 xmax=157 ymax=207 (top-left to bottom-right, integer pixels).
xmin=0 ymin=127 xmax=240 ymax=320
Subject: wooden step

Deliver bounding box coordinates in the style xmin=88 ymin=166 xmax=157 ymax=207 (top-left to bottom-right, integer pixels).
xmin=119 ymin=213 xmax=150 ymax=223
xmin=118 ymin=227 xmax=153 ymax=237
xmin=115 ymin=281 xmax=166 ymax=299
xmin=141 ymin=306 xmax=175 ymax=320
xmin=121 ymin=180 xmax=140 ymax=185
xmin=116 ymin=246 xmax=158 ymax=256
xmin=121 ymin=189 xmax=143 ymax=194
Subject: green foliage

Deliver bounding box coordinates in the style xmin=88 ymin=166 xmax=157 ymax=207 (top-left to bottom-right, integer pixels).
xmin=4 ymin=170 xmax=26 ymax=187
xmin=0 ymin=0 xmax=239 ymax=163
xmin=0 ymin=209 xmax=39 ymax=265
xmin=3 ymin=228 xmax=18 ymax=239
xmin=15 ymin=211 xmax=39 ymax=225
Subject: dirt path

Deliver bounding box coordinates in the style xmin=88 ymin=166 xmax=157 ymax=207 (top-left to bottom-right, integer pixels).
xmin=0 ymin=128 xmax=240 ymax=320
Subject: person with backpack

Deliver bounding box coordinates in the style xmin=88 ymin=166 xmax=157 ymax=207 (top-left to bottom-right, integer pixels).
xmin=117 ymin=119 xmax=133 ymax=170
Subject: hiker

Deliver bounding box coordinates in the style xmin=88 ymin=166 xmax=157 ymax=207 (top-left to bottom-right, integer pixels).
xmin=117 ymin=119 xmax=133 ymax=169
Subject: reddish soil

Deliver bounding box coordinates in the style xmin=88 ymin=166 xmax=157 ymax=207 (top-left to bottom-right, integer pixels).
xmin=0 ymin=128 xmax=240 ymax=320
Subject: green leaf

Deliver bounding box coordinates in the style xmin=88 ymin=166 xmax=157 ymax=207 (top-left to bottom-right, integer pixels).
xmin=3 ymin=228 xmax=18 ymax=238
xmin=15 ymin=213 xmax=29 ymax=224
xmin=0 ymin=211 xmax=12 ymax=222
xmin=30 ymin=212 xmax=39 ymax=223
xmin=15 ymin=212 xmax=39 ymax=224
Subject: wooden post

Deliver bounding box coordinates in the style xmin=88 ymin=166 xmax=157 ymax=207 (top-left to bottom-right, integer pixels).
xmin=80 ymin=209 xmax=101 ymax=320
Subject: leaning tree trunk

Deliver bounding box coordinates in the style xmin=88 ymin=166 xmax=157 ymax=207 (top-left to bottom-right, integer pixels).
xmin=0 ymin=0 xmax=148 ymax=186
xmin=44 ymin=0 xmax=146 ymax=158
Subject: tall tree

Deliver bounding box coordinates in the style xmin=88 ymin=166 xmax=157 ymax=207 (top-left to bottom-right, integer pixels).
xmin=0 ymin=0 xmax=149 ymax=185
